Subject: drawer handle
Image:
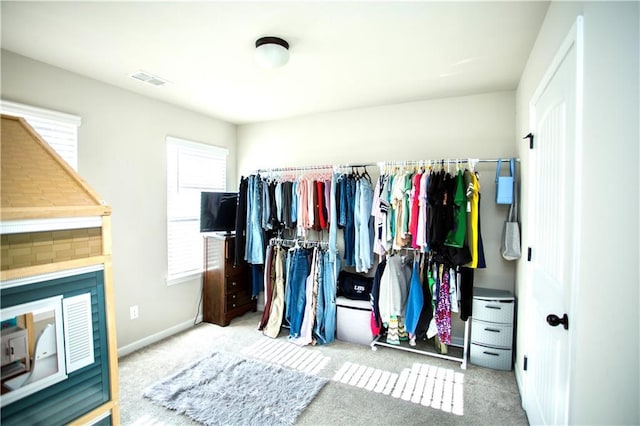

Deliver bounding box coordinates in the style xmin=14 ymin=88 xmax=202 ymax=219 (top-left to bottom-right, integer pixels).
xmin=484 ymin=328 xmax=501 ymax=333
xmin=232 ymin=294 xmax=236 ymax=299
xmin=483 ymin=351 xmax=500 ymax=357
xmin=232 ymin=303 xmax=236 ymax=308
xmin=231 ymin=282 xmax=237 ymax=287
xmin=486 ymin=305 xmax=502 ymax=310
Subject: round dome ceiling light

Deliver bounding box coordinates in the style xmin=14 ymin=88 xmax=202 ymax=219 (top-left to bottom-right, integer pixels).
xmin=255 ymin=36 xmax=290 ymax=68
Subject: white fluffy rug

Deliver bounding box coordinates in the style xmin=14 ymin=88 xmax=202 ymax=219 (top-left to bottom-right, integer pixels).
xmin=142 ymin=351 xmax=328 ymax=426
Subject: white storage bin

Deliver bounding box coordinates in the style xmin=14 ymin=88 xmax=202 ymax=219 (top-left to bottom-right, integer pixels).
xmin=336 ymin=296 xmax=373 ymax=346
xmin=472 ymin=298 xmax=515 ymax=324
xmin=471 ymin=320 xmax=513 ymax=348
xmin=470 ymin=343 xmax=513 ymax=371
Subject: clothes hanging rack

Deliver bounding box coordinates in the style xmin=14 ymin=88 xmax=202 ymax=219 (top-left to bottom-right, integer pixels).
xmin=269 ymin=237 xmax=329 ymax=249
xmin=378 ymin=158 xmax=520 ymax=167
xmin=255 ymin=163 xmax=375 ymax=174
xmin=370 ymin=321 xmax=470 ymax=369
xmin=253 ymin=158 xmax=518 ymax=175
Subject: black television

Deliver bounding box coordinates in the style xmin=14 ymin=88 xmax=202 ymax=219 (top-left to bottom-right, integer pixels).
xmin=200 ymin=191 xmax=238 ymax=233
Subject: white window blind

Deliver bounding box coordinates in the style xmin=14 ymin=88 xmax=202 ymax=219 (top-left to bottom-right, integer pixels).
xmin=166 ymin=136 xmax=227 ymax=284
xmin=1 ymin=100 xmax=81 ymax=171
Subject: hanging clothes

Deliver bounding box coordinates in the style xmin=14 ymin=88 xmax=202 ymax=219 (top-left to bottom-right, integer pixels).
xmin=245 ymin=175 xmax=265 ymax=265
xmin=234 ymin=176 xmax=248 ymax=266
xmin=377 ymin=253 xmax=413 ymax=325
xmin=404 ymin=257 xmax=425 ymax=342
xmin=292 ymin=247 xmax=319 ymax=346
xmin=435 ymin=265 xmax=451 ymax=345
xmin=257 ymin=245 xmax=275 ymax=331
xmin=369 ymin=257 xmax=387 ymax=336
xmin=354 ymin=176 xmax=374 ymax=273
xmin=263 ymin=247 xmax=286 ymax=338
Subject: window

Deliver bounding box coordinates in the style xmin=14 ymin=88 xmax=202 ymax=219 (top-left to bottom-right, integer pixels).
xmin=166 ymin=136 xmax=228 ymax=284
xmin=1 ymin=100 xmax=81 ymax=170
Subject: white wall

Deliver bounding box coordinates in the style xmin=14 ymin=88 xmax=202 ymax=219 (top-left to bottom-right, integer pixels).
xmin=515 ymin=2 xmax=639 ymax=424
xmin=1 ymin=50 xmax=238 ymax=351
xmin=239 ymin=91 xmax=519 ymax=293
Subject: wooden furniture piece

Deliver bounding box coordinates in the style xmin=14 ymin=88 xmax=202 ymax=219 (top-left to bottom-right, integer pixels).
xmin=1 ymin=327 xmax=30 ymax=380
xmin=203 ymin=234 xmax=256 ymax=326
xmin=0 ymin=114 xmax=119 ymax=424
xmin=470 ymin=287 xmax=515 ymax=371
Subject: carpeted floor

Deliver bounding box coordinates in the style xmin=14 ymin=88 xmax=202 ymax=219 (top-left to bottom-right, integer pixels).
xmin=118 ymin=311 xmax=529 ymax=426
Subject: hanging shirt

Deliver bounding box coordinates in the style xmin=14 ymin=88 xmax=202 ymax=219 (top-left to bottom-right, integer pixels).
xmin=409 ymin=171 xmax=422 ymax=248
xmin=371 ymin=175 xmax=385 ymax=256
xmin=404 ymin=258 xmax=425 ymax=336
xmin=416 ymin=171 xmax=429 ymax=251
xmin=378 ymin=254 xmax=413 ymax=324
xmin=464 ymin=170 xmax=480 ymax=268
xmin=444 ymin=170 xmax=467 ymax=248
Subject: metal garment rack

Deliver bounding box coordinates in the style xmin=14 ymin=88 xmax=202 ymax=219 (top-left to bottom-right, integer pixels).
xmin=370 ymin=321 xmax=470 ymax=370
xmin=252 ymin=158 xmax=519 ymax=175
xmin=268 ymin=237 xmax=329 ymax=249
xmin=253 ymin=156 xmax=518 ymax=369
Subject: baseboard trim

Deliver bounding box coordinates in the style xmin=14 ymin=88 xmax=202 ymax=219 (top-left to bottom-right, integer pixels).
xmin=117 ymin=315 xmax=203 ymax=358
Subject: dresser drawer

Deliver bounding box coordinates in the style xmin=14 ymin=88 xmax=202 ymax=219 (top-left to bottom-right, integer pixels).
xmin=471 ymin=320 xmax=513 ymax=348
xmin=470 ymin=343 xmax=512 ymax=371
xmin=472 ymin=298 xmax=514 ymax=323
xmin=225 ymin=261 xmax=246 ymax=275
xmin=226 ymin=290 xmax=251 ymax=307
xmin=225 ymin=274 xmax=247 ymax=293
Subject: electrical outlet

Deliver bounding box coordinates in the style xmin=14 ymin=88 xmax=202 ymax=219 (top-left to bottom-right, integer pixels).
xmin=130 ymin=305 xmax=139 ymax=320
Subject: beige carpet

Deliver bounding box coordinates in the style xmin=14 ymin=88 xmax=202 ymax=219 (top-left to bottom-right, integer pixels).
xmin=118 ymin=311 xmax=529 ymax=425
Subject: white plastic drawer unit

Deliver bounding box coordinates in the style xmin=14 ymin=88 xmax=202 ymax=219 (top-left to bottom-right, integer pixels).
xmin=471 ymin=322 xmax=513 ymax=348
xmin=472 ymin=298 xmax=515 ymax=324
xmin=470 ymin=343 xmax=513 ymax=371
xmin=470 ymin=287 xmax=515 ymax=371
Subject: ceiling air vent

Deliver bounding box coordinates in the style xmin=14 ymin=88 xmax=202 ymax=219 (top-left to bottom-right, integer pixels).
xmin=129 ymin=71 xmax=168 ymax=87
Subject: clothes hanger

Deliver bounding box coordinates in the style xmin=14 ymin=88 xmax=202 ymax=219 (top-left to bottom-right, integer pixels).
xmin=361 ymin=166 xmax=372 ymax=183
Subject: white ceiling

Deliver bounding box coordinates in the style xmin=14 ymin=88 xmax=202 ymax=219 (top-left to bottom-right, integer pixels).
xmin=1 ymin=1 xmax=549 ymax=125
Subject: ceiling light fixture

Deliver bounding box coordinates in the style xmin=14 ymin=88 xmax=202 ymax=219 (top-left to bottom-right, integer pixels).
xmin=255 ymin=36 xmax=290 ymax=68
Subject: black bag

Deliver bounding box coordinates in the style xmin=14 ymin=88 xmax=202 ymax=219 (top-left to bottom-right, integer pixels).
xmin=337 ymin=271 xmax=373 ymax=301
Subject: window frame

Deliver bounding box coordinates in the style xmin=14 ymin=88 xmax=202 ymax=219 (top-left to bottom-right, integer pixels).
xmin=0 ymin=100 xmax=81 ymax=171
xmin=166 ymin=136 xmax=228 ymax=286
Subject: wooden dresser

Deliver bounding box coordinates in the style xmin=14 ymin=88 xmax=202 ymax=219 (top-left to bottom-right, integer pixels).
xmin=203 ymin=234 xmax=256 ymax=326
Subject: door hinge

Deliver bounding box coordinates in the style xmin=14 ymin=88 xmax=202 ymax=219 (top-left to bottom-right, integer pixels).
xmin=524 ymin=356 xmax=528 ymax=371
xmin=523 ymin=132 xmax=534 ymax=149
xmin=527 ymin=247 xmax=532 ymax=261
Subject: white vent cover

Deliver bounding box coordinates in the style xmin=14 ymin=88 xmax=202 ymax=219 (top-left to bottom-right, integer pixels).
xmin=129 ymin=71 xmax=168 ymax=87
xmin=62 ymin=293 xmax=95 ymax=373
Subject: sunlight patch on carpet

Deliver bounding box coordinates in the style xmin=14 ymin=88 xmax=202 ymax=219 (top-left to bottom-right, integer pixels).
xmin=242 ymin=338 xmax=331 ymax=375
xmin=143 ymin=351 xmax=327 ymax=426
xmin=332 ymin=361 xmax=464 ymax=416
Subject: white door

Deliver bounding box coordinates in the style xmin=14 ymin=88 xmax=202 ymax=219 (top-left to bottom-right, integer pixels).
xmin=523 ymin=17 xmax=583 ymax=425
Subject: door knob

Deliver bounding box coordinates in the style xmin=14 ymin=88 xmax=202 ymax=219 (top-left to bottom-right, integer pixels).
xmin=546 ymin=313 xmax=569 ymax=330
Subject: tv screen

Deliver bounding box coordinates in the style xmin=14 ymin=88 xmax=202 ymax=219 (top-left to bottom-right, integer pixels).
xmin=200 ymin=192 xmax=238 ymax=233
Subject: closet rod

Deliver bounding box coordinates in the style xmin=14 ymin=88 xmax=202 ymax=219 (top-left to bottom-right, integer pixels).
xmin=254 ymin=158 xmax=519 ymax=174
xmin=379 ymin=158 xmax=520 ymax=165
xmin=255 ymin=163 xmax=376 ymax=174
xmin=269 ymin=237 xmax=329 ymax=248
